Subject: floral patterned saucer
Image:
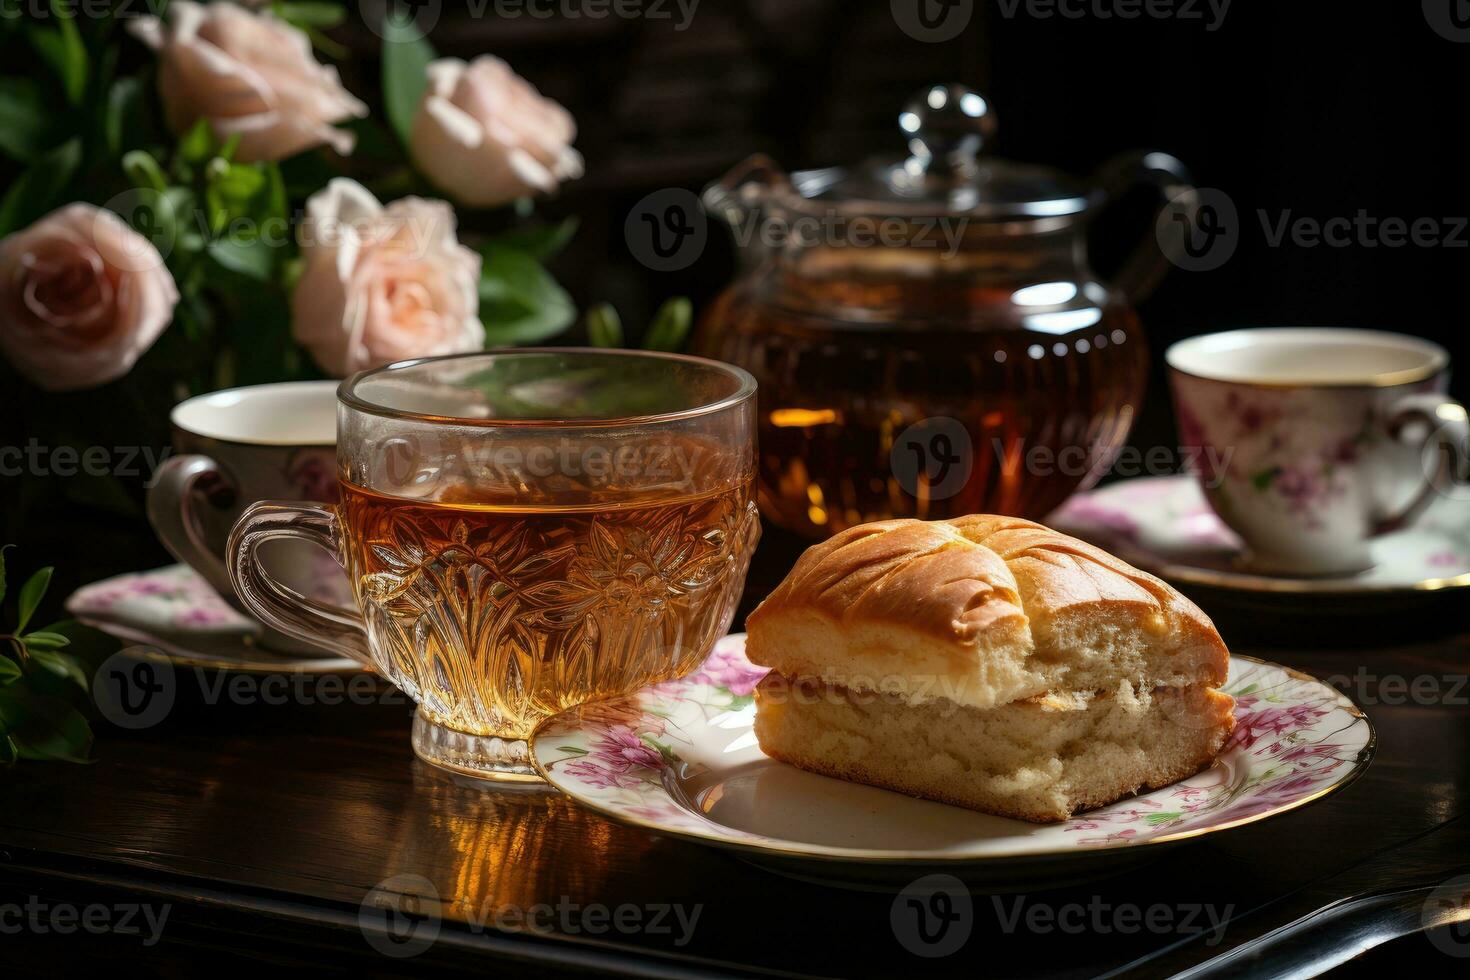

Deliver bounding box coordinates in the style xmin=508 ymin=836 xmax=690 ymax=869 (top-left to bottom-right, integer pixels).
xmin=531 ymin=635 xmax=1373 ymax=889
xmin=66 ymin=564 xmax=363 ymax=674
xmin=1050 ymin=475 xmax=1470 ymax=599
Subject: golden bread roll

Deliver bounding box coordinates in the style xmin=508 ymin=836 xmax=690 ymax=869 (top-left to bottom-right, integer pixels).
xmin=746 ymin=515 xmax=1235 ymax=822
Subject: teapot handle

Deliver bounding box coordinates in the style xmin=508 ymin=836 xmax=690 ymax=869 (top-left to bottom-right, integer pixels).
xmin=1089 ymin=150 xmax=1195 ymax=303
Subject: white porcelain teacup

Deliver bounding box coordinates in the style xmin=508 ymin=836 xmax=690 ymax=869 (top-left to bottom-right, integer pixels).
xmin=1167 ymin=328 xmax=1470 ymax=576
xmin=145 ymin=381 xmax=353 ymax=653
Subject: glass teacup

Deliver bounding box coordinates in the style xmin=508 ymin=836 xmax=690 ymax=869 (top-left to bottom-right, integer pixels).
xmin=228 ymin=350 xmax=759 ymax=779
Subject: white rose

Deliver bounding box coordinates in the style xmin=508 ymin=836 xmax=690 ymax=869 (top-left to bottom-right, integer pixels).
xmin=0 ymin=204 xmax=178 ymax=391
xmin=130 ymin=1 xmax=367 ymax=163
xmin=410 ymin=56 xmax=584 ymax=207
xmin=292 ymin=179 xmax=484 ymax=377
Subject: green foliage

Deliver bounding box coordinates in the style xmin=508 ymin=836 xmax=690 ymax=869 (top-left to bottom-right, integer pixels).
xmin=587 ymin=298 xmax=695 ymax=353
xmin=585 ymin=303 xmax=624 ymax=348
xmin=381 ymin=13 xmax=436 ymax=149
xmin=0 ymin=77 xmax=53 ymax=161
xmin=0 ymin=549 xmax=108 ymax=767
xmin=28 ymin=0 xmax=89 ymax=107
xmin=477 ymin=244 xmax=578 ymax=345
xmin=0 ymin=138 xmax=80 ymax=237
xmin=0 ymin=0 xmax=600 ymax=428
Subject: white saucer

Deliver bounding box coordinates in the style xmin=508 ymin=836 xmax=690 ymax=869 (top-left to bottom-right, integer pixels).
xmin=66 ymin=564 xmax=364 ymax=675
xmin=531 ymin=635 xmax=1373 ymax=889
xmin=1048 ymin=475 xmax=1470 ymax=599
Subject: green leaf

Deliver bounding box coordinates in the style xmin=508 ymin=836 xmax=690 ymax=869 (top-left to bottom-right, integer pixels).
xmin=586 ymin=302 xmax=624 ymax=348
xmin=212 ymin=162 xmax=267 ymax=202
xmin=0 ymin=687 xmax=93 ymax=764
xmin=29 ymin=1 xmax=88 ymax=106
xmin=642 ymin=297 xmax=693 ymax=352
xmin=219 ymin=132 xmax=243 ymax=162
xmin=0 ymin=77 xmax=53 ymax=161
xmin=21 ymin=631 xmax=69 ymax=650
xmin=488 ymin=217 xmax=580 ymax=260
xmin=275 ymin=1 xmax=347 ymax=28
xmin=557 ymin=745 xmax=588 ymax=756
xmin=0 ymin=736 xmax=16 ymax=765
xmin=26 ymin=648 xmax=88 ymax=692
xmin=207 ymin=237 xmax=275 ymax=281
xmin=476 ymin=246 xmax=576 ymax=345
xmin=179 ymin=117 xmax=216 ymax=163
xmin=0 ymin=543 xmax=11 ymax=604
xmin=122 ymin=149 xmax=169 ymax=192
xmin=105 ymin=75 xmax=145 ymax=158
xmin=381 ymin=13 xmax=436 ymax=149
xmin=15 ymin=566 xmax=52 ymax=634
xmin=0 ymin=137 xmax=81 ymax=237
xmin=0 ymin=657 xmax=20 ymax=686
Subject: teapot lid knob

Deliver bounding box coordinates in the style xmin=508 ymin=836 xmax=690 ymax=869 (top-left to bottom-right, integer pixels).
xmin=900 ymin=84 xmax=995 ymax=176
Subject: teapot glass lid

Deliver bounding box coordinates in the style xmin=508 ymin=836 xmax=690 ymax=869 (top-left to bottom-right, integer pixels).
xmin=789 ymin=84 xmax=1093 ymax=220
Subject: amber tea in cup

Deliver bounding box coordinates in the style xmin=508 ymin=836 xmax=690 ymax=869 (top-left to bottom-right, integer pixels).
xmin=228 ymin=350 xmax=759 ymax=779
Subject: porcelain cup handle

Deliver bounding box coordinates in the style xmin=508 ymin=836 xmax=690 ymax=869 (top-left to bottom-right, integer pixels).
xmin=1375 ymin=394 xmax=1470 ymax=534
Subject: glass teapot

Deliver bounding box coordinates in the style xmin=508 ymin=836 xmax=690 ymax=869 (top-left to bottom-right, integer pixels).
xmin=691 ymin=84 xmax=1197 ymax=539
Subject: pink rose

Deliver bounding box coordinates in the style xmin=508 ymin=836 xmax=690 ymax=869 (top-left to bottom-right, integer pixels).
xmin=291 ymin=179 xmax=484 ymax=377
xmin=129 ymin=1 xmax=367 ymax=163
xmin=0 ymin=204 xmax=178 ymax=391
xmin=410 ymin=56 xmax=583 ymax=207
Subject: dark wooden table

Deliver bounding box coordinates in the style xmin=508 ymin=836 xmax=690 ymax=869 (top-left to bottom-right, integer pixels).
xmin=4 ymin=526 xmax=1470 ymax=977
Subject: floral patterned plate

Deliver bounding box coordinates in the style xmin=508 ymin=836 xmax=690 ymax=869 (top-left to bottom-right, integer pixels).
xmin=531 ymin=634 xmax=1373 ymax=889
xmin=66 ymin=564 xmax=363 ymax=674
xmin=1050 ymin=475 xmax=1470 ymax=598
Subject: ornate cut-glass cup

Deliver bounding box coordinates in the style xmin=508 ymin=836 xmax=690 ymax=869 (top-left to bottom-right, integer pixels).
xmin=228 ymin=350 xmax=760 ymax=780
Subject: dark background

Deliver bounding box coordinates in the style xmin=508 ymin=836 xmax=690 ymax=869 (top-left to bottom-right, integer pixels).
xmin=4 ymin=0 xmax=1469 ymax=613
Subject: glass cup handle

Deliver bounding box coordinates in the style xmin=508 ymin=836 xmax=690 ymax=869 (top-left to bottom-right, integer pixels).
xmin=227 ymin=501 xmax=374 ymax=666
xmin=1375 ymin=394 xmax=1470 ymax=534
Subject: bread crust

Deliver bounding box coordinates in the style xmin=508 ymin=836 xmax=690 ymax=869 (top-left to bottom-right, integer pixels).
xmin=746 ymin=515 xmax=1229 ymax=700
